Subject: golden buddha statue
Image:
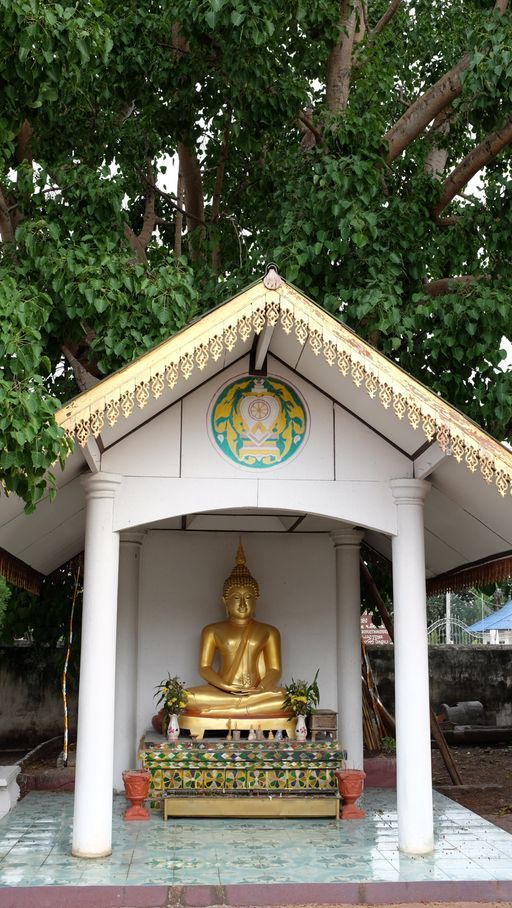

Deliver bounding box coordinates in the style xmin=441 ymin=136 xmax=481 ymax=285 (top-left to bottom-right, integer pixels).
xmin=184 ymin=544 xmax=288 ymax=719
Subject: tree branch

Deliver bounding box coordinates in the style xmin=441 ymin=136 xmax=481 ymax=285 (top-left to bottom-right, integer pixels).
xmin=0 ymin=187 xmax=14 ymax=242
xmin=174 ymin=171 xmax=184 ymax=258
xmin=137 ymin=167 xmax=157 ymax=251
xmin=421 ymin=275 xmax=486 ymax=298
xmin=123 ymin=164 xmax=159 ymax=265
xmin=326 ymin=0 xmax=364 ymax=114
xmin=424 ymin=108 xmax=452 ymax=180
xmin=61 ymin=345 xmax=100 ymax=392
xmin=124 ymin=223 xmax=148 ymax=265
xmin=211 ymin=118 xmax=231 ymax=223
xmin=177 ymin=141 xmax=206 ymax=262
xmin=371 ymin=0 xmax=402 ymax=38
xmin=384 ymin=0 xmax=508 ymax=162
xmin=211 ymin=116 xmax=231 ymax=273
xmin=140 ymin=175 xmax=205 ymax=225
xmin=15 ymin=120 xmax=33 ymax=166
xmin=298 ymin=112 xmax=323 ymax=147
xmin=434 ymin=118 xmax=512 ymax=218
xmin=384 ymin=54 xmax=470 ymax=163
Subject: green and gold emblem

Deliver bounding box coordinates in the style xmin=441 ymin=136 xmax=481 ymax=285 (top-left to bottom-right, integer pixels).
xmin=209 ymin=375 xmax=308 ymax=469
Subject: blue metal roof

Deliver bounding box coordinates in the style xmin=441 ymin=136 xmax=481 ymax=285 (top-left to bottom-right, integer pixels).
xmin=467 ymin=599 xmax=512 ymax=632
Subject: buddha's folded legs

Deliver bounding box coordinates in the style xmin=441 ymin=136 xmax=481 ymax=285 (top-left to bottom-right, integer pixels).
xmin=185 ymin=683 xmax=287 ymax=717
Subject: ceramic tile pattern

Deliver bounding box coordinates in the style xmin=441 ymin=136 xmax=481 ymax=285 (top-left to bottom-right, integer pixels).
xmin=141 ymin=740 xmax=345 ymax=806
xmin=1 ymin=789 xmax=512 ymax=886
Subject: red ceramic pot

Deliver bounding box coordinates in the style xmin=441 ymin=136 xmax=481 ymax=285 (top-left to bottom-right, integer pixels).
xmin=335 ymin=768 xmax=366 ymax=820
xmin=122 ymin=769 xmax=151 ymax=821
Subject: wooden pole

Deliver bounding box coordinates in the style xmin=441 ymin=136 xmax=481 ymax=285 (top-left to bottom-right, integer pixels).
xmin=360 ymin=558 xmax=463 ymax=786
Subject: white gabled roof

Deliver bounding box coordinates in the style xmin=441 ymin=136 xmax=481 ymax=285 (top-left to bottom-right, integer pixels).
xmin=0 ymin=268 xmax=511 ymax=588
xmin=56 ymin=271 xmax=512 ymax=498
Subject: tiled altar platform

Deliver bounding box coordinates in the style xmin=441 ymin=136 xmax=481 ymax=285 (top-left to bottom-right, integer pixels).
xmin=3 ymin=789 xmax=512 ymax=889
xmin=140 ymin=735 xmax=345 ymax=812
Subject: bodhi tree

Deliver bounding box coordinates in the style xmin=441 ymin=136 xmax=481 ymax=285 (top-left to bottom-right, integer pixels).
xmin=1 ymin=0 xmax=512 ymax=511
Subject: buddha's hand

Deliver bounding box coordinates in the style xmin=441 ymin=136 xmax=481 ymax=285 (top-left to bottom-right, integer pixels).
xmin=221 ymin=682 xmax=251 ymax=695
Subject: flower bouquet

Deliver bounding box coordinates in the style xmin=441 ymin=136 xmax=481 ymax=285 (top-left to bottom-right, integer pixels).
xmin=154 ymin=674 xmax=188 ymax=736
xmin=283 ymin=669 xmax=320 ymax=717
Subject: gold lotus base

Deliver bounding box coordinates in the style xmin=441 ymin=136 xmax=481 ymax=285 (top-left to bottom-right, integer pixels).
xmin=179 ymin=714 xmax=297 ymax=740
xmin=164 ymin=796 xmax=339 ymax=819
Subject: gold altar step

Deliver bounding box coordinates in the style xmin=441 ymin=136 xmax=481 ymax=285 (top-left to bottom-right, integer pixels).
xmin=179 ymin=714 xmax=297 ymax=740
xmin=163 ymin=795 xmax=339 ymax=819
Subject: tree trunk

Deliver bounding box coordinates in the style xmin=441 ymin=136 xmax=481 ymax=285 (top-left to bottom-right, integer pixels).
xmin=326 ymin=0 xmax=363 ymax=114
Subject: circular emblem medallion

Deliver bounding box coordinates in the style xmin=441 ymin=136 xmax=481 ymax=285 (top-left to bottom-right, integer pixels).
xmin=209 ymin=375 xmax=309 ymax=469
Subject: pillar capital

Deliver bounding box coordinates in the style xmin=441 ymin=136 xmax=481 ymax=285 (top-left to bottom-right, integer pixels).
xmin=120 ymin=531 xmax=145 ymax=547
xmin=81 ymin=472 xmax=122 ymax=501
xmin=330 ymin=528 xmax=364 ymax=549
xmin=390 ymin=478 xmax=430 ymax=505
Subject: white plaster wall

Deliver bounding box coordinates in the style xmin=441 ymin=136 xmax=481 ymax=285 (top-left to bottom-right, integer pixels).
xmin=136 ymin=532 xmax=337 ymax=737
xmin=335 ymin=405 xmax=412 ymax=481
xmin=101 ymin=403 xmax=181 ymax=477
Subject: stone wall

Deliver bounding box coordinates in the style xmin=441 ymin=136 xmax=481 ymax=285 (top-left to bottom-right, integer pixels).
xmin=0 ymin=646 xmax=78 ymax=747
xmin=367 ymin=644 xmax=512 ymax=727
xmin=3 ymin=642 xmax=512 ymax=746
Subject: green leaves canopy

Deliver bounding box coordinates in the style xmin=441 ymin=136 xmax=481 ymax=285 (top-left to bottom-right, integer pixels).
xmin=0 ymin=0 xmax=511 ymax=510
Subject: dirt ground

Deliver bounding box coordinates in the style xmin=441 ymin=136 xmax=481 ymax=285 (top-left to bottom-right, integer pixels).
xmin=432 ymin=742 xmax=512 ymax=833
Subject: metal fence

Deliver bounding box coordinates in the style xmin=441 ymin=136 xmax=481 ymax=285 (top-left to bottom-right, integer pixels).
xmin=427 ymin=617 xmax=484 ymax=645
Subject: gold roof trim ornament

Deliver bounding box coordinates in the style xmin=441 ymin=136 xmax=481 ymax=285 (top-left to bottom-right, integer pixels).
xmin=55 ymin=276 xmax=512 ymax=498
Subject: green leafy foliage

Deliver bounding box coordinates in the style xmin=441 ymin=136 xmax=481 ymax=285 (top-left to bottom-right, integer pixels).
xmin=0 ymin=0 xmax=511 ymax=509
xmin=0 ymin=562 xmax=82 ymax=649
xmin=0 ymin=560 xmax=82 ymax=689
xmin=0 ymin=576 xmax=11 ymax=636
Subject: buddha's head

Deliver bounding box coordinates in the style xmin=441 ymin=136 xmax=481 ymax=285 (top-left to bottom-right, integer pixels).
xmin=222 ymin=543 xmax=259 ymax=622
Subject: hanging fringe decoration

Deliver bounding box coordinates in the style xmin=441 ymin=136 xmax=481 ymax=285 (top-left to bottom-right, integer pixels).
xmin=61 ymin=564 xmax=81 ymax=768
xmin=427 ymin=555 xmax=512 ymax=595
xmin=362 ymin=542 xmax=512 ymax=597
xmin=0 ymin=546 xmax=43 ymax=595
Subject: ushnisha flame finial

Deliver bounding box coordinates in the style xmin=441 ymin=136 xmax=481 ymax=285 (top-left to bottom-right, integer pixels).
xmin=263 ymin=263 xmax=282 ymax=290
xmin=223 ymin=541 xmax=260 ymax=598
xmin=236 ymin=539 xmax=245 ymax=565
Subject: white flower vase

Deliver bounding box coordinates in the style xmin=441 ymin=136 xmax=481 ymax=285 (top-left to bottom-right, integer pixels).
xmin=295 ymin=714 xmax=307 ymax=741
xmin=167 ymin=713 xmax=180 ymax=742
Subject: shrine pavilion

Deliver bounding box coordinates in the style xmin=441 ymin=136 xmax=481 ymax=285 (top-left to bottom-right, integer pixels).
xmin=1 ymin=267 xmax=511 ymax=863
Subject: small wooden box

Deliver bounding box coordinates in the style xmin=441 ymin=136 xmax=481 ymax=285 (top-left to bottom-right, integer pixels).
xmin=308 ymin=710 xmax=337 ymax=741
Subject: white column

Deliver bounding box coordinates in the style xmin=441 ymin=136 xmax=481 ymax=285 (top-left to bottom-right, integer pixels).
xmin=113 ymin=532 xmax=144 ymax=790
xmin=391 ymin=478 xmax=433 ymax=855
xmin=72 ymin=473 xmax=122 ymax=858
xmin=331 ymin=529 xmax=364 ymax=770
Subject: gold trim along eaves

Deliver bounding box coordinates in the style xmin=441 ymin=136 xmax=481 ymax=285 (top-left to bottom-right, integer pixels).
xmin=55 ymin=280 xmax=512 ymax=498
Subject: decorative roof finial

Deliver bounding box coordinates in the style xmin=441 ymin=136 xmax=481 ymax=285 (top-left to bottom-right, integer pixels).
xmin=263 ymin=263 xmax=282 ymax=290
